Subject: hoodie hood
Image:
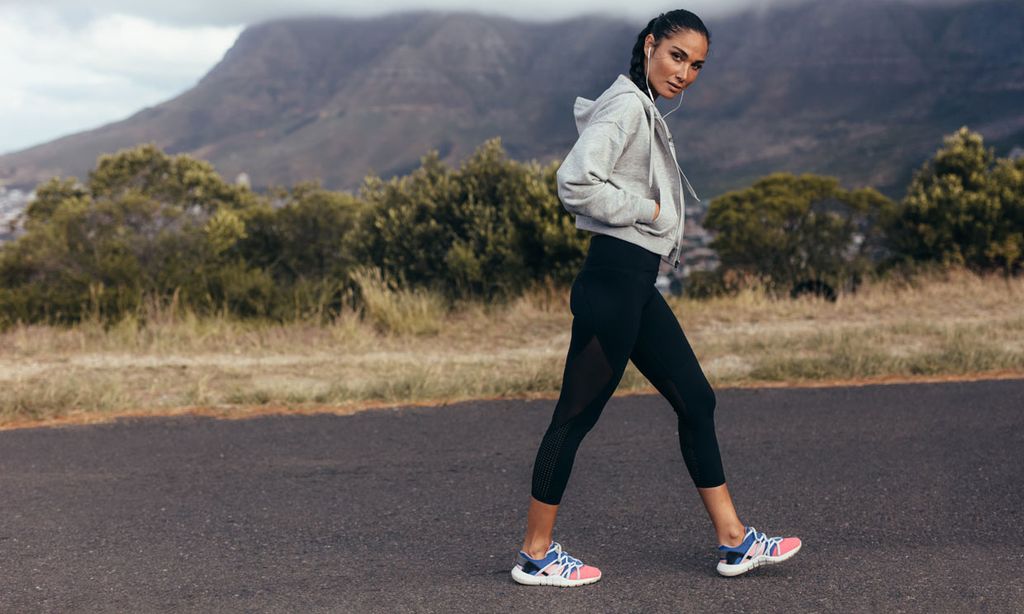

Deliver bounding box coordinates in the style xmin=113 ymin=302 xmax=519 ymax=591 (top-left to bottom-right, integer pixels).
xmin=571 ymin=74 xmax=701 ymax=268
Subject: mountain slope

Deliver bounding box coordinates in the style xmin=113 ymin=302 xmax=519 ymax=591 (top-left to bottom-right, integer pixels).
xmin=0 ymin=1 xmax=1021 ymax=201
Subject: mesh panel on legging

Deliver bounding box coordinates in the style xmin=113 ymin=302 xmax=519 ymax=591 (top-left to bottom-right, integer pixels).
xmin=530 ymin=308 xmax=624 ymax=505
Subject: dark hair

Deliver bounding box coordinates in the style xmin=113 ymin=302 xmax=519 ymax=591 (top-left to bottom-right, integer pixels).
xmin=629 ymin=10 xmax=711 ymax=100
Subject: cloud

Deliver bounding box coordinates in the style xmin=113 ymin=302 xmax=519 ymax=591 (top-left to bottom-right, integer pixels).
xmin=0 ymin=0 xmax=762 ymax=28
xmin=0 ymin=6 xmax=241 ymax=154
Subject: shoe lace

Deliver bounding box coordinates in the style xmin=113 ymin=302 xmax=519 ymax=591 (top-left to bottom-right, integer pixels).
xmin=748 ymin=527 xmax=783 ymax=556
xmin=549 ymin=542 xmax=584 ymax=579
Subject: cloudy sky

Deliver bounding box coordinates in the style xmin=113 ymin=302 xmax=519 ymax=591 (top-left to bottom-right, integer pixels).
xmin=0 ymin=0 xmax=951 ymax=155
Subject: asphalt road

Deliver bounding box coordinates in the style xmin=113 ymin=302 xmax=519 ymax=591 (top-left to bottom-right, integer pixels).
xmin=1 ymin=378 xmax=1022 ymax=613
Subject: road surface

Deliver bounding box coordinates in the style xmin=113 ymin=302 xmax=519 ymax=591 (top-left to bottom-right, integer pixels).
xmin=1 ymin=378 xmax=1022 ymax=613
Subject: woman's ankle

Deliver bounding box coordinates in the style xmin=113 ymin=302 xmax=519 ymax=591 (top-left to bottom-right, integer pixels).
xmin=717 ymin=524 xmax=747 ymax=547
xmin=521 ymin=539 xmax=553 ymax=559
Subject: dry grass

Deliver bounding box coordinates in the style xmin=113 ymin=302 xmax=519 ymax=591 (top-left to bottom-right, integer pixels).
xmin=2 ymin=266 xmax=1022 ymax=428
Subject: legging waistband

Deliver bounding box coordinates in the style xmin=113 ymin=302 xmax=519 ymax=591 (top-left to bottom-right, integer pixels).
xmin=582 ymin=234 xmax=661 ymax=274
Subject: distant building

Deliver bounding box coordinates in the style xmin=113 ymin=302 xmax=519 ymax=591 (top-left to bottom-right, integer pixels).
xmin=655 ymin=216 xmax=722 ymax=296
xmin=684 ymin=247 xmax=720 ymax=273
xmin=1008 ymin=146 xmax=1024 ymax=161
xmin=0 ymin=186 xmax=33 ymax=242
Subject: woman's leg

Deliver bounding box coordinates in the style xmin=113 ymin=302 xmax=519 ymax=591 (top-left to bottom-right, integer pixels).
xmin=520 ymin=498 xmax=560 ymax=559
xmin=521 ymin=267 xmax=647 ymax=555
xmin=696 ymin=484 xmax=746 ymax=547
xmin=627 ymin=290 xmax=745 ymax=545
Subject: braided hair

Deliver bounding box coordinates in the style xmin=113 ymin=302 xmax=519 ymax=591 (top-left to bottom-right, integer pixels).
xmin=629 ymin=10 xmax=711 ymax=100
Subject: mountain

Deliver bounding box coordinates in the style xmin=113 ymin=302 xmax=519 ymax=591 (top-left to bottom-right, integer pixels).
xmin=0 ymin=0 xmax=1021 ymax=203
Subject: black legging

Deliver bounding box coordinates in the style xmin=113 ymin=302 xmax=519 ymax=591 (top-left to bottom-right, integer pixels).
xmin=531 ymin=233 xmax=725 ymax=505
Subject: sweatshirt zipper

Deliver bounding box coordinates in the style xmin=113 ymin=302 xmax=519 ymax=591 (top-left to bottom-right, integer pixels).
xmin=667 ymin=135 xmax=684 ymax=271
xmin=648 ymin=98 xmax=691 ymax=273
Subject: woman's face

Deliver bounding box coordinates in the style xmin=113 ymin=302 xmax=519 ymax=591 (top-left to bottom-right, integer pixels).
xmin=644 ymin=28 xmax=708 ymax=99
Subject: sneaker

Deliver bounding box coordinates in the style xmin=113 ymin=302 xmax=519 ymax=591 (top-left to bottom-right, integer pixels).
xmin=716 ymin=526 xmax=802 ymax=577
xmin=510 ymin=541 xmax=602 ymax=587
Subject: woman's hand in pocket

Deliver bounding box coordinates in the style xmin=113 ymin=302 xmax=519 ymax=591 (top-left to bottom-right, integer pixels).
xmin=640 ymin=200 xmax=673 ymax=234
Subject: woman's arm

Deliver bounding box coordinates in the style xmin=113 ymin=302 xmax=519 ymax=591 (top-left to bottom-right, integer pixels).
xmin=555 ymin=99 xmax=659 ymax=227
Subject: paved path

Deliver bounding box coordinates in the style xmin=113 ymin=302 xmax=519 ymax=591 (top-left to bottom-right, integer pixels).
xmin=1 ymin=379 xmax=1022 ymax=613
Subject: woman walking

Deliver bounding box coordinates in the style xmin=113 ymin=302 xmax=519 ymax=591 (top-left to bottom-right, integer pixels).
xmin=511 ymin=10 xmax=802 ymax=587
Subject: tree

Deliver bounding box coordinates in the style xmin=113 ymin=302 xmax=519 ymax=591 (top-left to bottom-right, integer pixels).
xmin=354 ymin=137 xmax=587 ymax=301
xmin=355 ymin=149 xmax=456 ymax=292
xmin=239 ymin=181 xmax=367 ymax=283
xmin=885 ymin=126 xmax=1023 ymax=274
xmin=703 ymin=172 xmax=892 ymax=298
xmin=0 ymin=144 xmax=271 ymax=325
xmin=88 ymin=142 xmax=257 ymax=213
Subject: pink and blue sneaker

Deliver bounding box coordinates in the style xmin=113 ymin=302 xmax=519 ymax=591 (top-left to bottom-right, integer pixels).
xmin=717 ymin=526 xmax=802 ymax=577
xmin=511 ymin=541 xmax=602 ymax=587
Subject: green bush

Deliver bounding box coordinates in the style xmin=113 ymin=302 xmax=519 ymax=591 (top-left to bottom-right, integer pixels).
xmin=16 ymin=128 xmax=1016 ymax=326
xmin=703 ymin=172 xmax=892 ymax=298
xmin=355 ymin=137 xmax=587 ymax=301
xmin=884 ymin=126 xmax=1024 ymax=274
xmin=0 ymin=139 xmax=590 ymax=327
xmin=0 ymin=144 xmax=266 ymax=325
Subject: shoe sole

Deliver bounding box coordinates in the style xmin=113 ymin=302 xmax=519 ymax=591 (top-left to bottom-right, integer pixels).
xmin=510 ymin=564 xmax=602 ymax=587
xmin=716 ymin=541 xmax=802 ymax=577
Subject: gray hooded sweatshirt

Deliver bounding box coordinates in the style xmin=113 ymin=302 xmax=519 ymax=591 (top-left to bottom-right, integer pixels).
xmin=555 ymin=74 xmax=700 ymax=270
